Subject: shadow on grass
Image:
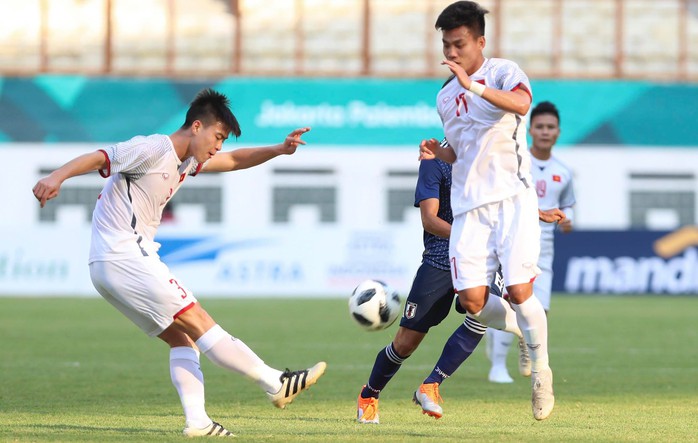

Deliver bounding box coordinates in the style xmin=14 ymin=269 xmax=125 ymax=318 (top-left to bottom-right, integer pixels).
xmin=18 ymin=423 xmax=166 ymax=435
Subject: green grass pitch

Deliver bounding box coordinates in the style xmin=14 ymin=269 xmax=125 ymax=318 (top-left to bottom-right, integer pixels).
xmin=1 ymin=295 xmax=697 ymax=442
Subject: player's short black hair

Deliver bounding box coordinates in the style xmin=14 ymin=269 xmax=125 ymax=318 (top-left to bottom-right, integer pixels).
xmin=182 ymin=88 xmax=241 ymax=137
xmin=530 ymin=101 xmax=560 ymax=125
xmin=435 ymin=1 xmax=488 ymax=37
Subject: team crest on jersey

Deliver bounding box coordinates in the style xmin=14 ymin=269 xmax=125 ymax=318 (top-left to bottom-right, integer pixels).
xmin=405 ymin=302 xmax=418 ymax=319
xmin=162 ymin=173 xmax=170 ymax=180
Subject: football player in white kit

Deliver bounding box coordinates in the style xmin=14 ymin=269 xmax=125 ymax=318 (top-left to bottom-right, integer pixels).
xmin=418 ymin=1 xmax=562 ymax=420
xmin=487 ymin=101 xmax=575 ymax=384
xmin=32 ymin=89 xmax=326 ymax=437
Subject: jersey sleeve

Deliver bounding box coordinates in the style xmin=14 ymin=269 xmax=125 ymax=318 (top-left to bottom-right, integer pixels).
xmin=496 ymin=61 xmax=532 ymax=101
xmin=100 ymin=136 xmax=163 ymax=179
xmin=414 ymin=159 xmax=443 ymax=207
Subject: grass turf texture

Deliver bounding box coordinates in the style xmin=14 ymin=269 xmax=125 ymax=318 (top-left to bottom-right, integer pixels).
xmin=1 ymin=295 xmax=697 ymax=442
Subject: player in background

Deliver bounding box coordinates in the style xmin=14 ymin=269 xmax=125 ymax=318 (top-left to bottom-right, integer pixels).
xmin=486 ymin=101 xmax=576 ymax=383
xmin=418 ymin=1 xmax=563 ymax=420
xmin=32 ymin=89 xmax=326 ymax=438
xmin=357 ymin=149 xmax=525 ymax=424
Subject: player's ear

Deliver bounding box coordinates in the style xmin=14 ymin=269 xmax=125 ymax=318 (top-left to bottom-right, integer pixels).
xmin=478 ymin=36 xmax=486 ymax=51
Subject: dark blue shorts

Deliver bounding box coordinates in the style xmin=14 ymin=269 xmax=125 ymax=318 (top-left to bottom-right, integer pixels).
xmin=400 ymin=263 xmax=505 ymax=331
xmin=399 ymin=263 xmax=455 ymax=333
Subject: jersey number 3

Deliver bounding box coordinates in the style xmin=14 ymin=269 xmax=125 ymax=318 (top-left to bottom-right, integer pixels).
xmin=169 ymin=278 xmax=188 ymax=299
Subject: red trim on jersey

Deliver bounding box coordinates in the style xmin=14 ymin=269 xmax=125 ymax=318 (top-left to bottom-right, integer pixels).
xmin=191 ymin=163 xmax=204 ymax=176
xmin=97 ymin=149 xmax=111 ymax=178
xmin=553 ymin=174 xmax=561 ymax=182
xmin=173 ymin=302 xmax=196 ymax=320
xmin=475 ymin=79 xmax=486 ymax=85
xmin=511 ymin=83 xmax=532 ymax=102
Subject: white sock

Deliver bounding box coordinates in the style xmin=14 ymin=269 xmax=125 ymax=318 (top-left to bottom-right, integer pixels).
xmin=473 ymin=294 xmax=523 ymax=338
xmin=511 ymin=295 xmax=550 ymax=372
xmin=488 ymin=328 xmax=515 ymax=369
xmin=195 ymin=324 xmax=283 ymax=394
xmin=170 ymin=347 xmax=211 ymax=429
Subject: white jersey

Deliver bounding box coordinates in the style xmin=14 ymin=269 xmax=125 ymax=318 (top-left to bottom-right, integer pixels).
xmin=530 ymin=154 xmax=576 ymax=241
xmin=88 ymin=134 xmax=203 ymax=263
xmin=436 ymin=58 xmax=533 ymax=215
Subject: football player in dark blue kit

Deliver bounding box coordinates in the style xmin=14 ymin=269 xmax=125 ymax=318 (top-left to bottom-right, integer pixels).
xmin=356 ymin=144 xmax=526 ymax=423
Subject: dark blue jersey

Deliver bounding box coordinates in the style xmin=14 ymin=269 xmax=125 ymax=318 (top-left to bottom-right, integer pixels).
xmin=414 ymin=158 xmax=452 ymax=271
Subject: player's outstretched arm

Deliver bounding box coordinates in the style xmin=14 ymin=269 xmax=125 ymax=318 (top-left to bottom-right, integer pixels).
xmin=441 ymin=60 xmax=531 ymax=116
xmin=32 ymin=151 xmax=107 ymax=208
xmin=538 ymin=208 xmax=566 ymax=224
xmin=203 ymin=127 xmax=311 ymax=173
xmin=419 ymin=138 xmax=456 ymax=163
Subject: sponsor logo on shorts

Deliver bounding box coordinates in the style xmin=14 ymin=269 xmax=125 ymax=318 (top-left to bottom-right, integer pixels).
xmin=405 ymin=302 xmax=417 ymax=319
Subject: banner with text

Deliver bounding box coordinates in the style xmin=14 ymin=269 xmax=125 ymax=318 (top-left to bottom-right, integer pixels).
xmin=553 ymin=227 xmax=698 ymax=295
xmin=0 ymin=226 xmax=423 ymax=297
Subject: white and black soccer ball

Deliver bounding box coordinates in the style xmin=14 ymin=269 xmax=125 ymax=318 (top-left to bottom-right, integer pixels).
xmin=348 ymin=279 xmax=401 ymax=331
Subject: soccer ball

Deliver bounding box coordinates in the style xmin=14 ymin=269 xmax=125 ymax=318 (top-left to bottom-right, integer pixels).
xmin=348 ymin=279 xmax=401 ymax=331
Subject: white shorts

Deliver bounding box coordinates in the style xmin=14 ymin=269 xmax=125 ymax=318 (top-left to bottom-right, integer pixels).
xmin=89 ymin=256 xmax=198 ymax=337
xmin=534 ymin=236 xmax=554 ymax=310
xmin=450 ymin=188 xmax=541 ymax=291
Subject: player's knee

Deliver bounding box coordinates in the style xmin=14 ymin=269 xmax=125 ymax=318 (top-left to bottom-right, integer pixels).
xmin=457 ymin=291 xmax=486 ymax=314
xmin=392 ymin=329 xmax=425 ymax=357
xmin=505 ymin=283 xmax=533 ymax=304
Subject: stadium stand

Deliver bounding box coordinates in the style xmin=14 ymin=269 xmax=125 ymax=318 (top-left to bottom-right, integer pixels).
xmin=0 ymin=0 xmax=696 ymax=79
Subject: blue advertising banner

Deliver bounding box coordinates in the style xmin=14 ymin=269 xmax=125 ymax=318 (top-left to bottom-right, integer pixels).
xmin=552 ymin=227 xmax=698 ymax=294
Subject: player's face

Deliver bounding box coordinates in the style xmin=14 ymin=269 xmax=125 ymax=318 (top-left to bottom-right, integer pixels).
xmin=529 ymin=114 xmax=560 ymax=152
xmin=442 ymin=26 xmax=485 ymax=75
xmin=191 ymin=120 xmax=229 ymax=163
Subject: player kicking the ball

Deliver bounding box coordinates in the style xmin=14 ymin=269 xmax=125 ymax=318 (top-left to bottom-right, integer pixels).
xmin=32 ymin=88 xmax=326 ymax=437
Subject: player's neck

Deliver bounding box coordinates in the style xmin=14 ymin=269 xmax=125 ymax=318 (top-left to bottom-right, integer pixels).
xmin=169 ymin=130 xmax=191 ymax=162
xmin=530 ymin=146 xmax=552 ymax=161
xmin=466 ymin=55 xmax=486 ymax=76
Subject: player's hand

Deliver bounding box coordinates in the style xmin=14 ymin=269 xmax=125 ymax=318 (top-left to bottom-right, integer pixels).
xmin=280 ymin=127 xmax=311 ymax=155
xmin=538 ymin=208 xmax=565 ymax=224
xmin=419 ymin=138 xmax=439 ymax=161
xmin=558 ymin=217 xmax=573 ymax=233
xmin=441 ymin=60 xmax=471 ymax=90
xmin=32 ymin=174 xmax=62 ymax=208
